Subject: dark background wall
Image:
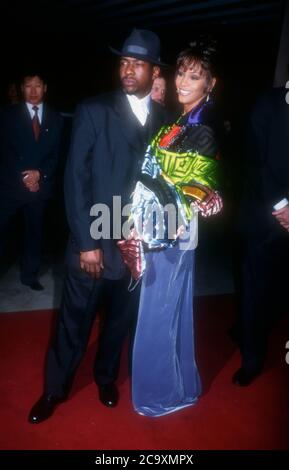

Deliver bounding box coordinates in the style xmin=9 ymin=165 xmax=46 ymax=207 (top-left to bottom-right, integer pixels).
xmin=0 ymin=0 xmax=286 ymax=254
xmin=0 ymin=0 xmax=286 ymax=114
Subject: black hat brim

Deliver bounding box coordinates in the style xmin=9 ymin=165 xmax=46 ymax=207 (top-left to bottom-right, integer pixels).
xmin=109 ymin=47 xmax=168 ymax=67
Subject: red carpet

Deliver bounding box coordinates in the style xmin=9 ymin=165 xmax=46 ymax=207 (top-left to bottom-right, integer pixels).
xmin=0 ymin=295 xmax=288 ymax=450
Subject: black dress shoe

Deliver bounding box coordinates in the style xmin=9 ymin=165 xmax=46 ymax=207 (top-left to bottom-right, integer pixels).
xmin=28 ymin=394 xmax=63 ymax=424
xmin=232 ymin=367 xmax=262 ymax=386
xmin=98 ymin=383 xmax=119 ymax=407
xmin=23 ymin=281 xmax=44 ymax=291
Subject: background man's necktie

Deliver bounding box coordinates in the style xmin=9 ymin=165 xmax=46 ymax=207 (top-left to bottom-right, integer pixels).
xmin=32 ymin=105 xmax=41 ymax=141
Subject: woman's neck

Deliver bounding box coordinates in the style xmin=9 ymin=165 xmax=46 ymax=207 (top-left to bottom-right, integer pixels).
xmin=183 ymin=95 xmax=206 ymax=115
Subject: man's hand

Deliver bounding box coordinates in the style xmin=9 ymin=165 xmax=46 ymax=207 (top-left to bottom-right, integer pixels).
xmin=28 ymin=182 xmax=40 ymax=192
xmin=272 ymin=204 xmax=289 ymax=232
xmin=80 ymin=249 xmax=104 ymax=278
xmin=22 ymin=170 xmax=40 ymax=192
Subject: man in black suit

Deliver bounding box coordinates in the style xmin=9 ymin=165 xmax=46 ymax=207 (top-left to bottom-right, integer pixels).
xmin=233 ymin=86 xmax=289 ymax=386
xmin=29 ymin=29 xmax=168 ymax=423
xmin=0 ymin=72 xmax=63 ymax=290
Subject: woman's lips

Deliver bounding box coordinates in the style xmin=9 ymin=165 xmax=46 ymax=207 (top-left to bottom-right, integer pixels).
xmin=177 ymin=88 xmax=191 ymax=96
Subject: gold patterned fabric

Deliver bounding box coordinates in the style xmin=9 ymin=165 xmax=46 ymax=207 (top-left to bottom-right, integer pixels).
xmin=150 ymin=125 xmax=219 ymax=219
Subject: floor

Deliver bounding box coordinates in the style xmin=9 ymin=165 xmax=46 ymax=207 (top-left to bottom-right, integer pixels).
xmin=0 ymin=215 xmax=235 ymax=313
xmin=1 ymin=297 xmax=288 ymax=450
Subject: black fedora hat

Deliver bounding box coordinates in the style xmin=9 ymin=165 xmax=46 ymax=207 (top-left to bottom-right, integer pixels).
xmin=110 ymin=29 xmax=167 ymax=66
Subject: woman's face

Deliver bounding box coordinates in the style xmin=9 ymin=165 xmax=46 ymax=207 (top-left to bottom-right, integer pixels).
xmin=175 ymin=61 xmax=216 ymax=113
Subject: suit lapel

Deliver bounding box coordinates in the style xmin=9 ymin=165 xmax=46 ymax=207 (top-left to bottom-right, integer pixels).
xmin=113 ymin=91 xmax=166 ymax=154
xmin=284 ymin=92 xmax=289 ymax=154
xmin=147 ymin=100 xmax=164 ymax=140
xmin=38 ymin=104 xmax=50 ymax=145
xmin=113 ymin=90 xmax=144 ymax=153
xmin=20 ymin=103 xmax=35 ymax=141
xmin=41 ymin=104 xmax=49 ymax=131
xmin=276 ymin=90 xmax=289 ymax=163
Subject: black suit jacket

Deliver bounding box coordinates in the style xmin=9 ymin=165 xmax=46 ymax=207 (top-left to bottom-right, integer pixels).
xmin=0 ymin=103 xmax=63 ymax=200
xmin=239 ymin=87 xmax=289 ymax=237
xmin=65 ymin=90 xmax=168 ymax=279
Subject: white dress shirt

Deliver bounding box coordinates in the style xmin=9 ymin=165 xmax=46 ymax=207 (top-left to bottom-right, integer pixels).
xmin=126 ymin=93 xmax=151 ymax=126
xmin=26 ymin=102 xmax=44 ymax=124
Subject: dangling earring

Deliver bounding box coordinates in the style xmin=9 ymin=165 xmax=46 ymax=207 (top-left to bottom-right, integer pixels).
xmin=206 ymin=89 xmax=212 ymax=102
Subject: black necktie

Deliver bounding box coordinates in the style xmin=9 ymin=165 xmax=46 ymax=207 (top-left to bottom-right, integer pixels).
xmin=32 ymin=105 xmax=40 ymax=141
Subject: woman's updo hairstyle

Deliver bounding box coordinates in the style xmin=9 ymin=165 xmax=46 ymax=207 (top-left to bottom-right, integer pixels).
xmin=176 ymin=36 xmax=219 ymax=83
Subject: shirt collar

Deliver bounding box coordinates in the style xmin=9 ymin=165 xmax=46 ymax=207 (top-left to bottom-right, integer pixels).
xmin=126 ymin=93 xmax=151 ymax=111
xmin=126 ymin=93 xmax=151 ymax=126
xmin=26 ymin=102 xmax=44 ymax=123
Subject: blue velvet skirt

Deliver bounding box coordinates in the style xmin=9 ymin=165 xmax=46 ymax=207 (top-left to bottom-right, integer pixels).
xmin=132 ymin=244 xmax=201 ymax=417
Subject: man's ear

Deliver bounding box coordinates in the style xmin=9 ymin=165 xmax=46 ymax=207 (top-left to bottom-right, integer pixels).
xmin=152 ymin=66 xmax=160 ymax=81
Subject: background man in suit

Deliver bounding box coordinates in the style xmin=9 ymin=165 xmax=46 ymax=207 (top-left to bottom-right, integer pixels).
xmin=29 ymin=29 xmax=168 ymax=423
xmin=0 ymin=72 xmax=63 ymax=290
xmin=233 ymin=86 xmax=289 ymax=386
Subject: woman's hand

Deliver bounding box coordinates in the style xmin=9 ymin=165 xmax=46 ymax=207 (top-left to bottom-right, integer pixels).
xmin=128 ymin=228 xmax=142 ymax=240
xmin=192 ymin=190 xmax=223 ymax=217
